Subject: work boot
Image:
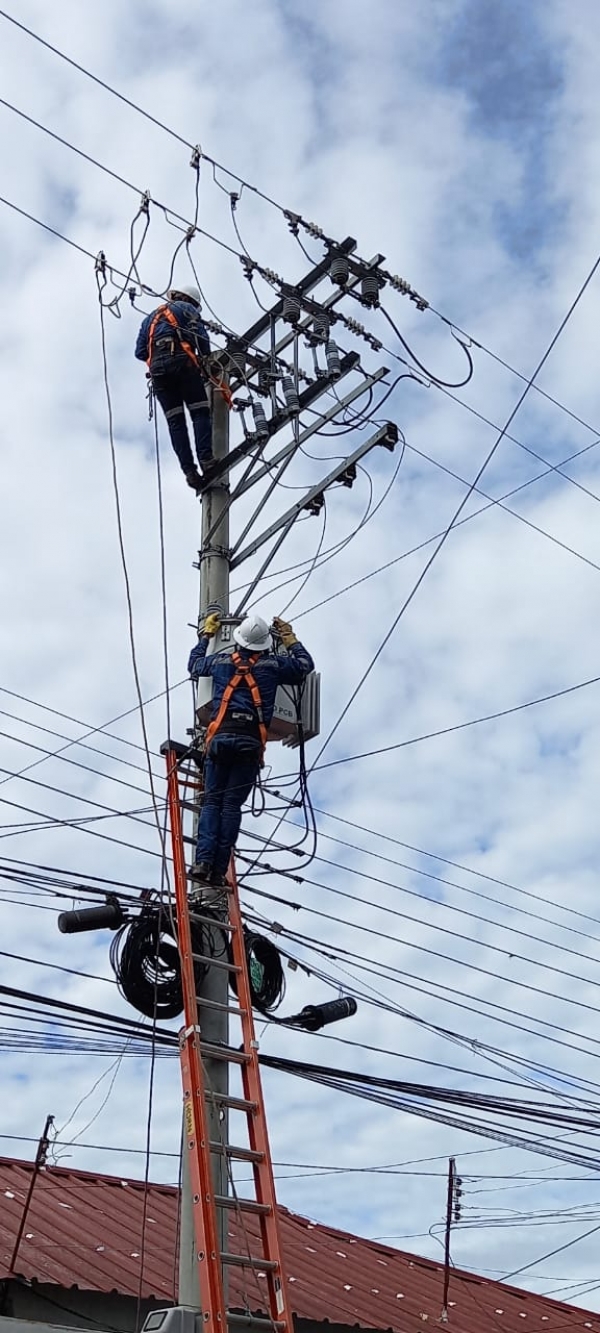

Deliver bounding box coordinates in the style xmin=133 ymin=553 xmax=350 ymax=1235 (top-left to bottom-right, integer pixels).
xmin=185 ymin=468 xmax=203 ymax=494
xmin=211 ymin=872 xmax=229 ymax=888
xmin=199 ymin=458 xmax=221 ymax=487
xmin=188 ymin=861 xmax=212 ymax=884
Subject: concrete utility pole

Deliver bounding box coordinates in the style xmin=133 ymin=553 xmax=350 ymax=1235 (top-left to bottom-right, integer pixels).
xmin=178 ymin=383 xmax=230 ymax=1309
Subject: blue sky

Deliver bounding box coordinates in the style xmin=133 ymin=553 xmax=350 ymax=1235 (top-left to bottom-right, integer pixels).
xmin=4 ymin=0 xmax=600 ymax=1314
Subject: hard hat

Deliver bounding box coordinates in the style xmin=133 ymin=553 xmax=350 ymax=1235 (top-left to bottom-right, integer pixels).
xmin=234 ymin=614 xmax=271 ymax=652
xmin=168 ymin=283 xmax=201 ymax=307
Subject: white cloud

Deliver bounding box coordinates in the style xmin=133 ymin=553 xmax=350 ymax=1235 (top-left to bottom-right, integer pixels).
xmin=4 ymin=0 xmax=600 ymax=1313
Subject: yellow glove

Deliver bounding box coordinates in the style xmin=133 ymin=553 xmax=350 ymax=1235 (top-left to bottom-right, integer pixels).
xmin=202 ymin=612 xmax=222 ymax=638
xmin=273 ymin=616 xmax=297 ymax=648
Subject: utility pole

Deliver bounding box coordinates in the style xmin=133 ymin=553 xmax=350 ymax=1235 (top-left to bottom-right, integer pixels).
xmin=440 ymin=1156 xmax=462 ymax=1322
xmin=178 ymin=382 xmax=230 ymax=1309
xmin=172 ymin=242 xmax=403 ymax=1313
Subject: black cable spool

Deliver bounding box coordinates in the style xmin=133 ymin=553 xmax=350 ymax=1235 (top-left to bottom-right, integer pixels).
xmin=229 ymin=929 xmax=285 ymax=1015
xmin=110 ymin=904 xmax=213 ymax=1021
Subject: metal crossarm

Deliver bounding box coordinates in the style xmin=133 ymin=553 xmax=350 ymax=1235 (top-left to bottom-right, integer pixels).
xmin=230 ymin=421 xmax=399 ymax=568
xmin=161 ymin=743 xmax=294 ymax=1333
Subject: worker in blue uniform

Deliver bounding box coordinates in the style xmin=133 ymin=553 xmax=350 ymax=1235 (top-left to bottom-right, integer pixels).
xmin=188 ymin=611 xmax=315 ymax=886
xmin=135 ymin=284 xmax=216 ymax=494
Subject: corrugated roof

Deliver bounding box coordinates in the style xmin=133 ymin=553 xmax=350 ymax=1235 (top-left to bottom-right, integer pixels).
xmin=0 ymin=1156 xmax=597 ymax=1333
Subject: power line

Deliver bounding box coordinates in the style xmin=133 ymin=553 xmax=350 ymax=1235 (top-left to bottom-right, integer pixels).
xmin=309 ymin=803 xmax=600 ymax=934
xmin=293 ymin=435 xmax=600 ymax=620
xmin=259 ymin=816 xmax=600 ymax=959
xmin=309 ymin=245 xmax=600 ymax=770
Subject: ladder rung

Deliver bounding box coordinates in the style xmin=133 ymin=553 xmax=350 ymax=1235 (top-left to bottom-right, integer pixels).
xmin=197 ymin=995 xmax=247 ymax=1017
xmin=200 ymin=1043 xmax=252 ymax=1067
xmin=210 ymin=1142 xmax=264 ymax=1164
xmin=221 ymin=1253 xmax=278 ymax=1273
xmin=227 ymin=1316 xmax=285 ymax=1332
xmin=188 ymin=908 xmax=237 ymax=932
xmin=191 ymin=951 xmax=241 ymax=974
xmin=181 ymin=799 xmax=201 ymax=813
xmin=215 ymin=1194 xmax=272 ymax=1217
xmin=208 ymin=1091 xmax=257 ymax=1112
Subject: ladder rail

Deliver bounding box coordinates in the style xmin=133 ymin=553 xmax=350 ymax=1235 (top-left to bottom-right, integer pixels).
xmin=165 ymin=749 xmax=228 ymax=1330
xmin=227 ymin=858 xmax=294 ymax=1328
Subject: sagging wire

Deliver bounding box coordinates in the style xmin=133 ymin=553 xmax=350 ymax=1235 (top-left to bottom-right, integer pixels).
xmin=380 ymin=304 xmax=474 ymax=388
xmin=102 ymin=194 xmax=152 ymax=318
xmin=278 ymin=497 xmax=328 ymax=617
xmin=95 ymin=256 xmax=171 ymax=871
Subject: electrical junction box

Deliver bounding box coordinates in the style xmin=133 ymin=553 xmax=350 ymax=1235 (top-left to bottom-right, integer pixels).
xmin=194 ymin=628 xmax=320 ymax=748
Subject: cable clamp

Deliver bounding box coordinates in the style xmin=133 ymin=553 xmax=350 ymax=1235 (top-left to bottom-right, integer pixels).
xmin=190 ymin=145 xmax=202 ymax=170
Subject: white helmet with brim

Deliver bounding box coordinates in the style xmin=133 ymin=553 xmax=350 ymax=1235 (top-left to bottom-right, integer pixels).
xmin=168 ymin=283 xmax=201 ymax=307
xmin=233 ymin=614 xmax=271 ymax=652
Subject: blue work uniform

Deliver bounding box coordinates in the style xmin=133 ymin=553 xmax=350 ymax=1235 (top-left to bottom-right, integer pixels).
xmin=188 ymin=635 xmax=315 ymax=875
xmin=135 ymin=299 xmax=213 ymax=475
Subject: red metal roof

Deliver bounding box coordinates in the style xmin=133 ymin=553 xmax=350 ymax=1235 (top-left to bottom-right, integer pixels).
xmin=0 ymin=1156 xmax=597 ymax=1333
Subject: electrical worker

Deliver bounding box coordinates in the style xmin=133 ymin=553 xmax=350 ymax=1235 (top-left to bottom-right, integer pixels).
xmin=135 ymin=284 xmax=216 ymax=494
xmin=188 ymin=610 xmax=314 ymax=886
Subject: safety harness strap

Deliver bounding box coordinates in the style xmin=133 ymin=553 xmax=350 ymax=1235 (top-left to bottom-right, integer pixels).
xmin=205 ymin=651 xmax=268 ymax=756
xmin=147 ymin=305 xmax=200 ymax=370
xmin=146 ymin=305 xmax=233 ymax=409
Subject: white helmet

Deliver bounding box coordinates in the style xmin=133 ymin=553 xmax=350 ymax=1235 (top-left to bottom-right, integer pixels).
xmin=168 ymin=283 xmax=201 ymax=307
xmin=234 ymin=614 xmax=271 ymax=652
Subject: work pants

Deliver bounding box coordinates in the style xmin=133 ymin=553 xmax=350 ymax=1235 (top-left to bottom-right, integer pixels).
xmin=195 ymin=735 xmax=262 ymax=875
xmin=152 ymin=357 xmax=213 ymax=475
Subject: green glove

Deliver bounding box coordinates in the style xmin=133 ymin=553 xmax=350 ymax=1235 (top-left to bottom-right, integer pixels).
xmin=202 ymin=611 xmax=222 ymax=638
xmin=273 ymin=616 xmax=297 ymax=648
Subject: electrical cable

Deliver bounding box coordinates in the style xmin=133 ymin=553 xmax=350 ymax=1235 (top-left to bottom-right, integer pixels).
xmin=254 ymin=818 xmax=600 ymax=969
xmin=308 ymin=246 xmax=600 ymax=772
xmin=276 ymin=668 xmax=600 ymax=774
xmin=308 ymin=805 xmax=600 ymax=935
xmin=292 ymin=434 xmax=600 ymax=621
xmin=379 ymin=304 xmax=474 ymax=388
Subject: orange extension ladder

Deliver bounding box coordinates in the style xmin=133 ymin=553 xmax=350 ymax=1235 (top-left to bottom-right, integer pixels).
xmin=161 ymin=740 xmax=293 ymax=1333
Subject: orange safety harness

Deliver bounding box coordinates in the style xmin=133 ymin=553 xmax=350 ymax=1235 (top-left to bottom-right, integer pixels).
xmin=204 ymin=651 xmax=268 ymax=758
xmin=146 ymin=304 xmax=233 ymax=407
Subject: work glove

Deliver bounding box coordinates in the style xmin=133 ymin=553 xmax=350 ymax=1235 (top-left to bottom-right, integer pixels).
xmin=202 ymin=611 xmax=222 ymax=638
xmin=272 ymin=616 xmax=297 ymax=648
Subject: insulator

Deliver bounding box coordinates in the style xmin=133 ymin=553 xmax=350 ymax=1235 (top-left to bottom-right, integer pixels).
xmin=281 ymin=375 xmax=300 ymax=413
xmin=330 ymin=253 xmax=350 ymax=286
xmin=325 ymin=340 xmax=342 ymax=380
xmin=227 ymin=345 xmax=246 ymax=380
xmin=282 ymin=292 xmax=302 ymax=325
xmin=251 ymin=401 xmax=269 ymax=437
xmin=312 ymin=314 xmax=330 ymax=342
xmin=361 ymin=271 xmax=381 ymax=307
xmin=294 ymin=997 xmax=358 ymax=1031
xmin=58 ymin=899 xmax=125 ymax=934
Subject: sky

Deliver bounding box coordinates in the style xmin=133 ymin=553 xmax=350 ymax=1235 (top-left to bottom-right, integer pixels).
xmin=4 ymin=0 xmax=600 ymax=1315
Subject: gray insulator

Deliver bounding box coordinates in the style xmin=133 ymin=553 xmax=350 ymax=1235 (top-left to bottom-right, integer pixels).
xmin=325 ymin=340 xmax=342 ymax=380
xmin=313 ymin=313 xmax=330 ymax=342
xmin=330 ymin=254 xmax=350 ymax=286
xmin=361 ymin=272 xmax=380 ymax=306
xmin=282 ymin=375 xmax=300 ymax=413
xmin=252 ymin=401 xmax=269 ymax=437
xmin=282 ymin=293 xmax=301 ymax=325
xmin=227 ymin=344 xmax=246 ymax=379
